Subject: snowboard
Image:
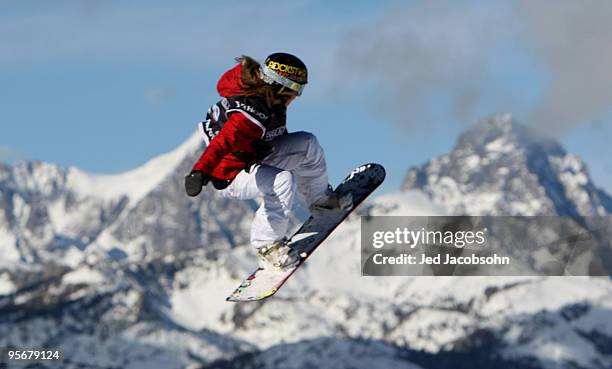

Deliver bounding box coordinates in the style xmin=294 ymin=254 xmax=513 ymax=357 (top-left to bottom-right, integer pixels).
xmin=226 ymin=163 xmax=386 ymax=302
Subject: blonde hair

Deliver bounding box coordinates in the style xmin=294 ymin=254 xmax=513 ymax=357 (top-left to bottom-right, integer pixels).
xmin=235 ymin=55 xmax=278 ymax=106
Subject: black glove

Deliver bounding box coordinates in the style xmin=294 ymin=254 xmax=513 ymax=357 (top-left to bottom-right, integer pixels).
xmin=185 ymin=171 xmax=210 ymax=197
xmin=252 ymin=140 xmax=274 ymax=161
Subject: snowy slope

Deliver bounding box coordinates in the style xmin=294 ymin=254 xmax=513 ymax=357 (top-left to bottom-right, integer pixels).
xmin=162 ymin=189 xmax=612 ymax=369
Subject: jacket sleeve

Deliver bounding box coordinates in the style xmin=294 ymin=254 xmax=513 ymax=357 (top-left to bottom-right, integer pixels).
xmin=192 ymin=112 xmax=264 ymax=175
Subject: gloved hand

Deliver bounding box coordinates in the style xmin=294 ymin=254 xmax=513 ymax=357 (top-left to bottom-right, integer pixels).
xmin=185 ymin=171 xmax=210 ymax=197
xmin=251 ymin=140 xmax=274 ymax=159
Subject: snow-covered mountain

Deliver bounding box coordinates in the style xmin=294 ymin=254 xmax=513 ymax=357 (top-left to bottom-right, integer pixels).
xmin=1 ymin=117 xmax=611 ymax=369
xmin=402 ymin=113 xmax=612 ymax=278
xmin=402 ymin=113 xmax=612 ymax=216
xmin=0 ymin=132 xmax=255 ymax=270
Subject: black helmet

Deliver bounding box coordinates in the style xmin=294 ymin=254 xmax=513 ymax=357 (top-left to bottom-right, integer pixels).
xmin=260 ymin=52 xmax=308 ymax=95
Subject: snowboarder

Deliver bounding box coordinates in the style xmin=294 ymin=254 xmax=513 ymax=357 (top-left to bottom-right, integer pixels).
xmin=185 ymin=53 xmax=338 ymax=269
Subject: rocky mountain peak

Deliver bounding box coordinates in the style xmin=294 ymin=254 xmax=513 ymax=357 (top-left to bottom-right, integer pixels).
xmin=455 ymin=112 xmax=563 ymax=158
xmin=403 ymin=113 xmax=612 ymax=216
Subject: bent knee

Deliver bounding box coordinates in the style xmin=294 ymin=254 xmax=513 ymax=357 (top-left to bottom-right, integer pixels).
xmin=294 ymin=131 xmax=318 ymax=144
xmin=295 ymin=131 xmax=323 ymax=155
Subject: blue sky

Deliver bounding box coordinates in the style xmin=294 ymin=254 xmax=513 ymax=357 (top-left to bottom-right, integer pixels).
xmin=2 ymin=1 xmax=612 ymax=193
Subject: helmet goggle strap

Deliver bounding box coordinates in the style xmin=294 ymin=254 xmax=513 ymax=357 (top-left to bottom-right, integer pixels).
xmin=261 ymin=65 xmax=305 ymax=96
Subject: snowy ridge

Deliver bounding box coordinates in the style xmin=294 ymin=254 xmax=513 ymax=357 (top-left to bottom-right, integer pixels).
xmin=66 ymin=130 xmax=202 ymax=204
xmin=0 ymin=130 xmax=205 ymax=267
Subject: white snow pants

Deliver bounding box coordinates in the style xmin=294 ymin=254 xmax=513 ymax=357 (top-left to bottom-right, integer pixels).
xmin=218 ymin=131 xmax=330 ymax=248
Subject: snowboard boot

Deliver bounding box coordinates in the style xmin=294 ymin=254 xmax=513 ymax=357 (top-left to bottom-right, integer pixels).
xmin=256 ymin=239 xmax=300 ymax=270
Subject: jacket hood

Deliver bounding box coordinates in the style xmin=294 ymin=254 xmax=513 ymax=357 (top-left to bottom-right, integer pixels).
xmin=216 ymin=64 xmax=245 ymax=97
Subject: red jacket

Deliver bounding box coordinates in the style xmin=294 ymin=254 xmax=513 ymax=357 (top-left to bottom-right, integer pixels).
xmin=192 ymin=65 xmax=267 ymax=181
